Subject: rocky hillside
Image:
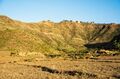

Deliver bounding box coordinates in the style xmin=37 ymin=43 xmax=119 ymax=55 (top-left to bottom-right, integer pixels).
xmin=0 ymin=15 xmax=120 ymax=56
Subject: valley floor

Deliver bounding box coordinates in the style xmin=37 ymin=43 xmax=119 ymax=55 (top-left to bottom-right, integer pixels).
xmin=0 ymin=55 xmax=120 ymax=79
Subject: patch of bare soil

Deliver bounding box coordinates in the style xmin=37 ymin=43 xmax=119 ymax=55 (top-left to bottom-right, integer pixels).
xmin=0 ymin=56 xmax=120 ymax=79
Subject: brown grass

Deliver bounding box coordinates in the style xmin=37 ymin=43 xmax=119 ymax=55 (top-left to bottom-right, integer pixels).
xmin=0 ymin=55 xmax=120 ymax=79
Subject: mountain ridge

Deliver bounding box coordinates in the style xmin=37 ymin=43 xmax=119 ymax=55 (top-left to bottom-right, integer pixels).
xmin=0 ymin=15 xmax=120 ymax=57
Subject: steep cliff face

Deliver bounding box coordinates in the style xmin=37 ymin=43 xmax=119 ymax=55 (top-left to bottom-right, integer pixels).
xmin=0 ymin=15 xmax=120 ymax=55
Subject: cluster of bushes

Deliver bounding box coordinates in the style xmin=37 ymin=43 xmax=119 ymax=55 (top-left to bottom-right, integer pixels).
xmin=114 ymin=40 xmax=120 ymax=50
xmin=45 ymin=46 xmax=90 ymax=59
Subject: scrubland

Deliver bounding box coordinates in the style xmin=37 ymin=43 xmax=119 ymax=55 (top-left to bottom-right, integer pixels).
xmin=0 ymin=15 xmax=120 ymax=79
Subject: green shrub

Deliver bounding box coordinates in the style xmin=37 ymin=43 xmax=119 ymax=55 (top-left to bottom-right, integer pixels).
xmin=114 ymin=40 xmax=120 ymax=50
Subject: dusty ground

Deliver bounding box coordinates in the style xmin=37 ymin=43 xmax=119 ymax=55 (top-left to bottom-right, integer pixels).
xmin=0 ymin=55 xmax=120 ymax=79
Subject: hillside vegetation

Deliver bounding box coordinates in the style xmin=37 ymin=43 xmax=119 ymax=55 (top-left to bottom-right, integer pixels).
xmin=0 ymin=15 xmax=120 ymax=58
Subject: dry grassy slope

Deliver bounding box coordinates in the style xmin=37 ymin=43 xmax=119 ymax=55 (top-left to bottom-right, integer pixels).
xmin=0 ymin=15 xmax=120 ymax=55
